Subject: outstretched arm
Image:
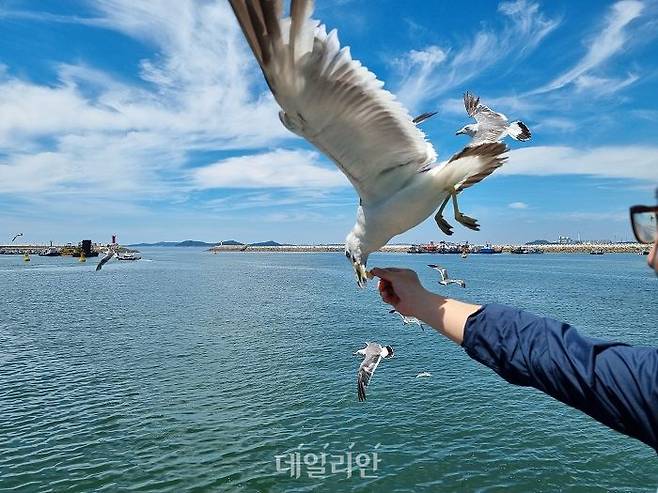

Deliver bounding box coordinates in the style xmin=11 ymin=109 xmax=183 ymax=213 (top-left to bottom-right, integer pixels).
xmin=371 ymin=267 xmax=480 ymax=344
xmin=371 ymin=267 xmax=658 ymax=452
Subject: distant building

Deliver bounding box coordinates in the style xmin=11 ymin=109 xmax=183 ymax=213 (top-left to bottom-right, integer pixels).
xmin=557 ymin=235 xmax=574 ymax=244
xmin=81 ymin=240 xmax=93 ymax=256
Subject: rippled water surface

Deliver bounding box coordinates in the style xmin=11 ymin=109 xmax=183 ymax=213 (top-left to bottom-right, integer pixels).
xmin=1 ymin=249 xmax=657 ymax=492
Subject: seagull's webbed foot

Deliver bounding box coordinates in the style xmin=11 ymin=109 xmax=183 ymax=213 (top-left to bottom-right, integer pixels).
xmin=455 ymin=212 xmax=480 ymax=231
xmin=355 ymin=263 xmax=370 ymax=288
xmin=434 ymin=213 xmax=454 ymax=236
xmin=451 ymin=193 xmax=480 ymax=231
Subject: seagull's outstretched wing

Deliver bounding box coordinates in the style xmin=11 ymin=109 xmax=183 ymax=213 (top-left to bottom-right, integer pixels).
xmin=229 ymin=0 xmax=437 ymax=204
xmin=428 ymin=264 xmax=448 ymax=281
xmin=448 ymin=142 xmax=509 ymax=192
xmin=357 ymin=351 xmax=383 ymax=402
xmin=464 ymin=92 xmax=508 ymax=145
xmin=96 ymin=250 xmax=115 ymax=271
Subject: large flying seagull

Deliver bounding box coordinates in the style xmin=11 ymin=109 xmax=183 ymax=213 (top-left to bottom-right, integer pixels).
xmin=229 ymin=0 xmax=511 ymax=286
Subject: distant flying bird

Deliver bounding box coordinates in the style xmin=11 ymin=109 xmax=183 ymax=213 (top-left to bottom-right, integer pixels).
xmin=354 ymin=342 xmax=394 ymax=402
xmin=428 ymin=264 xmax=466 ymax=288
xmin=389 ymin=309 xmax=425 ymax=331
xmin=456 ymin=92 xmax=531 ymax=145
xmin=11 ymin=233 xmax=23 ymax=243
xmin=412 ymin=111 xmax=438 ymax=125
xmin=96 ymin=249 xmax=116 ymax=271
xmin=416 ymin=371 xmax=432 ymax=378
xmin=229 ymin=1 xmax=510 ymax=285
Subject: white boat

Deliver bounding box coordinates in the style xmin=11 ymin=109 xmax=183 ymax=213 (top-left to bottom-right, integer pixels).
xmin=116 ymin=252 xmax=141 ymax=261
xmin=39 ymin=247 xmax=61 ymax=257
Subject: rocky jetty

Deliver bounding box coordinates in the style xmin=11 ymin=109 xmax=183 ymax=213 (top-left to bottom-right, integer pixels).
xmin=208 ymin=243 xmax=648 ymax=254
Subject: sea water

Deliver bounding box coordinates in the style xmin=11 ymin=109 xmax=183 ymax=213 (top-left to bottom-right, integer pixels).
xmin=1 ymin=249 xmax=656 ymax=492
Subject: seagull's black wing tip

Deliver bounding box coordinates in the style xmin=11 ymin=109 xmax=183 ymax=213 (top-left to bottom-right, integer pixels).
xmin=357 ymin=375 xmax=367 ymax=402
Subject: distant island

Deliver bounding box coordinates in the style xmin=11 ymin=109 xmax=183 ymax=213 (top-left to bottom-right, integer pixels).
xmin=127 ymin=239 xmax=290 ymax=247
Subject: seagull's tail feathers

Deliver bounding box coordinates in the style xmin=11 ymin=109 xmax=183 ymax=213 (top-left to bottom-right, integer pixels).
xmin=384 ymin=345 xmax=394 ymax=358
xmin=445 ymin=142 xmax=509 ymax=193
xmin=508 ymin=121 xmax=531 ymax=141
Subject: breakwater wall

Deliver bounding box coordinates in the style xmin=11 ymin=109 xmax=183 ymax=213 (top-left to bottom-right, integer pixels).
xmin=209 ymin=243 xmax=649 ymax=254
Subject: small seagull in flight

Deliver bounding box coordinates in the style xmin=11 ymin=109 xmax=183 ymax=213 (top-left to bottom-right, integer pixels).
xmin=96 ymin=249 xmax=116 ymax=271
xmin=457 ymin=92 xmax=532 ymax=146
xmin=389 ymin=309 xmax=425 ymax=331
xmin=428 ymin=264 xmax=466 ymax=288
xmin=11 ymin=233 xmax=23 ymax=243
xmin=416 ymin=372 xmax=432 ymax=378
xmin=354 ymin=342 xmax=394 ymax=402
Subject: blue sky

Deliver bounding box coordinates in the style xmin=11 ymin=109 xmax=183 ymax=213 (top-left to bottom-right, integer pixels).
xmin=0 ymin=0 xmax=657 ymax=245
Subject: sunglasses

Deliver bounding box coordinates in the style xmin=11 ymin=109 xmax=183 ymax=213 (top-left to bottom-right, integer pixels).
xmin=630 ymin=205 xmax=658 ymax=244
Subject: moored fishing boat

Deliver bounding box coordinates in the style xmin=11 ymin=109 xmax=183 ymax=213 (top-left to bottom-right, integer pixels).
xmin=477 ymin=243 xmax=502 ymax=254
xmin=116 ymin=252 xmax=141 ymax=261
xmin=39 ymin=248 xmax=61 ymax=257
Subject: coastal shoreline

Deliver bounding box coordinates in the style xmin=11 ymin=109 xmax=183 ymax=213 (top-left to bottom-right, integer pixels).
xmin=0 ymin=245 xmax=136 ymax=256
xmin=1 ymin=243 xmax=648 ymax=255
xmin=208 ymin=243 xmax=649 ymax=254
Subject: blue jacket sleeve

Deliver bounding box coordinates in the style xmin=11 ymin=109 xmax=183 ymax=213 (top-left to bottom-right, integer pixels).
xmin=462 ymin=304 xmax=658 ymax=451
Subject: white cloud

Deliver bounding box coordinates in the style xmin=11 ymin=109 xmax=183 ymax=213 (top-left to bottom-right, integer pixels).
xmin=432 ymin=1 xmax=651 ymax=130
xmin=502 ymin=145 xmax=658 ymax=181
xmin=395 ymin=0 xmax=558 ymax=111
xmin=0 ymin=0 xmax=293 ymax=200
xmin=531 ymin=0 xmax=644 ymax=94
xmin=555 ymin=211 xmax=627 ymax=222
xmin=0 ymin=131 xmax=184 ymax=195
xmin=532 ymin=117 xmax=577 ymax=132
xmin=573 ymin=73 xmax=639 ymax=96
xmin=509 ymin=202 xmax=529 ymax=209
xmin=192 ymin=149 xmax=348 ymax=189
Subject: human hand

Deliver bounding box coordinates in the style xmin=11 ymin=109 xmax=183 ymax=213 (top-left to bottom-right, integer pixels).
xmin=370 ymin=267 xmax=434 ymax=319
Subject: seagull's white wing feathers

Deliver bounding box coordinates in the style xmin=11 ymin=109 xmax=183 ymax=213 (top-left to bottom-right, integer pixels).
xmin=96 ymin=250 xmax=115 ymax=271
xmin=357 ymin=352 xmax=382 ymax=402
xmin=464 ymin=92 xmax=508 ymax=145
xmin=229 ymin=0 xmax=437 ymax=204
